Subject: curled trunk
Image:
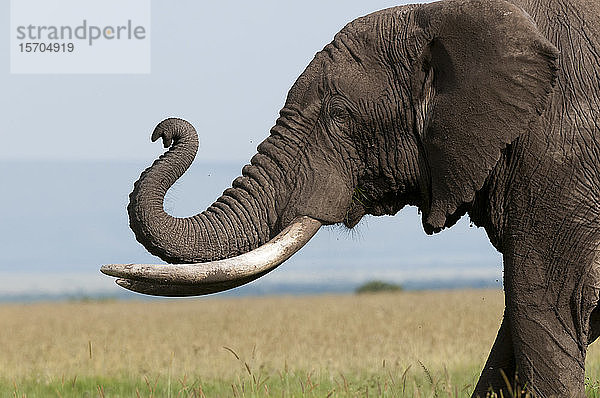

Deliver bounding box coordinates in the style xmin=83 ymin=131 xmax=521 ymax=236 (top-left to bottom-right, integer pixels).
xmin=128 ymin=118 xmax=275 ymax=263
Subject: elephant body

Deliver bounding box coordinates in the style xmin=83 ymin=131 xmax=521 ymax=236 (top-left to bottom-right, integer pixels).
xmin=106 ymin=0 xmax=600 ymax=396
xmin=469 ymin=0 xmax=600 ymax=395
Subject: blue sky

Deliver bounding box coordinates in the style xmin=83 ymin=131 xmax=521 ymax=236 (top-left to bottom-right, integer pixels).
xmin=1 ymin=0 xmax=502 ymax=298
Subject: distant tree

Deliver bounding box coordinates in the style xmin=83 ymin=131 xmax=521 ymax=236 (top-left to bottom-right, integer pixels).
xmin=355 ymin=280 xmax=403 ymax=294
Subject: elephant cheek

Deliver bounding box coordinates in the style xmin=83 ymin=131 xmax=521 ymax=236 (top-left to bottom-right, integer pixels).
xmin=280 ymin=167 xmax=354 ymax=227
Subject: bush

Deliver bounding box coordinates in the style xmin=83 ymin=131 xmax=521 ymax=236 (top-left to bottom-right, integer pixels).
xmin=355 ymin=280 xmax=403 ymax=294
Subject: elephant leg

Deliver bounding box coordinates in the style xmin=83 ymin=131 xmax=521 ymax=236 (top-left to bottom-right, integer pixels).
xmin=471 ymin=315 xmax=516 ymax=397
xmin=507 ymin=304 xmax=585 ymax=397
xmin=501 ymin=235 xmax=600 ymax=397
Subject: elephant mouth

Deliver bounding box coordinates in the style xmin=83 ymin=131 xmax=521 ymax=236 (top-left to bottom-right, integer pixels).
xmin=342 ymin=187 xmax=370 ymax=228
xmin=343 ymin=184 xmax=415 ymax=228
xmin=344 ymin=202 xmax=366 ymax=228
xmin=101 ymin=216 xmax=322 ymax=296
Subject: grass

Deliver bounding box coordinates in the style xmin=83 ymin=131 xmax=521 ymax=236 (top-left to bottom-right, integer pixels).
xmin=0 ymin=290 xmax=600 ymax=396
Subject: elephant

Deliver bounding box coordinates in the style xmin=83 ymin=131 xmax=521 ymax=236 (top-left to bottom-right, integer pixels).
xmin=101 ymin=0 xmax=600 ymax=396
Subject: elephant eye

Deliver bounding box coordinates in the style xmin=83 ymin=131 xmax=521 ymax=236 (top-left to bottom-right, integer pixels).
xmin=329 ymin=100 xmax=350 ymax=124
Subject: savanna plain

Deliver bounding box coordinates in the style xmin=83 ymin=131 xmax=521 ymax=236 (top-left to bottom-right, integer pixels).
xmin=3 ymin=290 xmax=600 ymax=397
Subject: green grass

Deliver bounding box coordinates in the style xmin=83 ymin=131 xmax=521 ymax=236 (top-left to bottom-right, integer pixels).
xmin=2 ymin=366 xmax=482 ymax=397
xmin=5 ymin=368 xmax=600 ymax=397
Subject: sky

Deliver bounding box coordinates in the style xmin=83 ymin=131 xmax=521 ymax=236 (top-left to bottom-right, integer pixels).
xmin=0 ymin=0 xmax=503 ymax=298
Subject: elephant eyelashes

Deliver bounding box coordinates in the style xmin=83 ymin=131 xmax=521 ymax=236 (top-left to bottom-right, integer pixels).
xmin=330 ymin=106 xmax=349 ymax=124
xmin=327 ymin=96 xmax=351 ymax=125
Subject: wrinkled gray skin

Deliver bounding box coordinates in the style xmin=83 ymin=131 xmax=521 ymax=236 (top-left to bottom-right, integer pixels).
xmin=127 ymin=0 xmax=599 ymax=396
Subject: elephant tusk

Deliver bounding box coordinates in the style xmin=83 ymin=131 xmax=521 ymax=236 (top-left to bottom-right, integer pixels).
xmin=101 ymin=216 xmax=322 ymax=297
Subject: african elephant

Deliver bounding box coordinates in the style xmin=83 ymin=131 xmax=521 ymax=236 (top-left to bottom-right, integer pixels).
xmin=102 ymin=0 xmax=600 ymax=395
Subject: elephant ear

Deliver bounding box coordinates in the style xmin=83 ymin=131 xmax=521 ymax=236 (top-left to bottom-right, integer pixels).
xmin=412 ymin=0 xmax=558 ymax=233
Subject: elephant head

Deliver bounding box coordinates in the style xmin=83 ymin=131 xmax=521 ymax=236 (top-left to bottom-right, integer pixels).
xmin=102 ymin=0 xmax=558 ymax=296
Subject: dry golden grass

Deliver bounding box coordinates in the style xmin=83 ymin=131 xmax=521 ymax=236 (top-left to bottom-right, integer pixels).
xmin=0 ymin=290 xmax=505 ymax=382
xmin=5 ymin=289 xmax=600 ymax=396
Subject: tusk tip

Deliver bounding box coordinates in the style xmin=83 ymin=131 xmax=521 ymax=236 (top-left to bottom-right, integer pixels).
xmin=101 ymin=263 xmax=132 ymax=277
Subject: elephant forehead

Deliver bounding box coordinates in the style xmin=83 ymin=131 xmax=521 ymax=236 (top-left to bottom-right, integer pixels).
xmin=284 ymin=55 xmax=323 ymax=110
xmin=285 ymin=52 xmax=387 ymax=109
xmin=328 ymin=63 xmax=392 ymax=102
xmin=284 ymin=8 xmax=412 ymax=111
xmin=323 ymin=11 xmax=415 ymax=102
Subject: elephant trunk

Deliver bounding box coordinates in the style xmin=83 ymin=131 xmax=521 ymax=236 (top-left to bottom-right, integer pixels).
xmin=103 ymin=118 xmax=322 ymax=296
xmin=128 ymin=118 xmax=273 ymax=263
